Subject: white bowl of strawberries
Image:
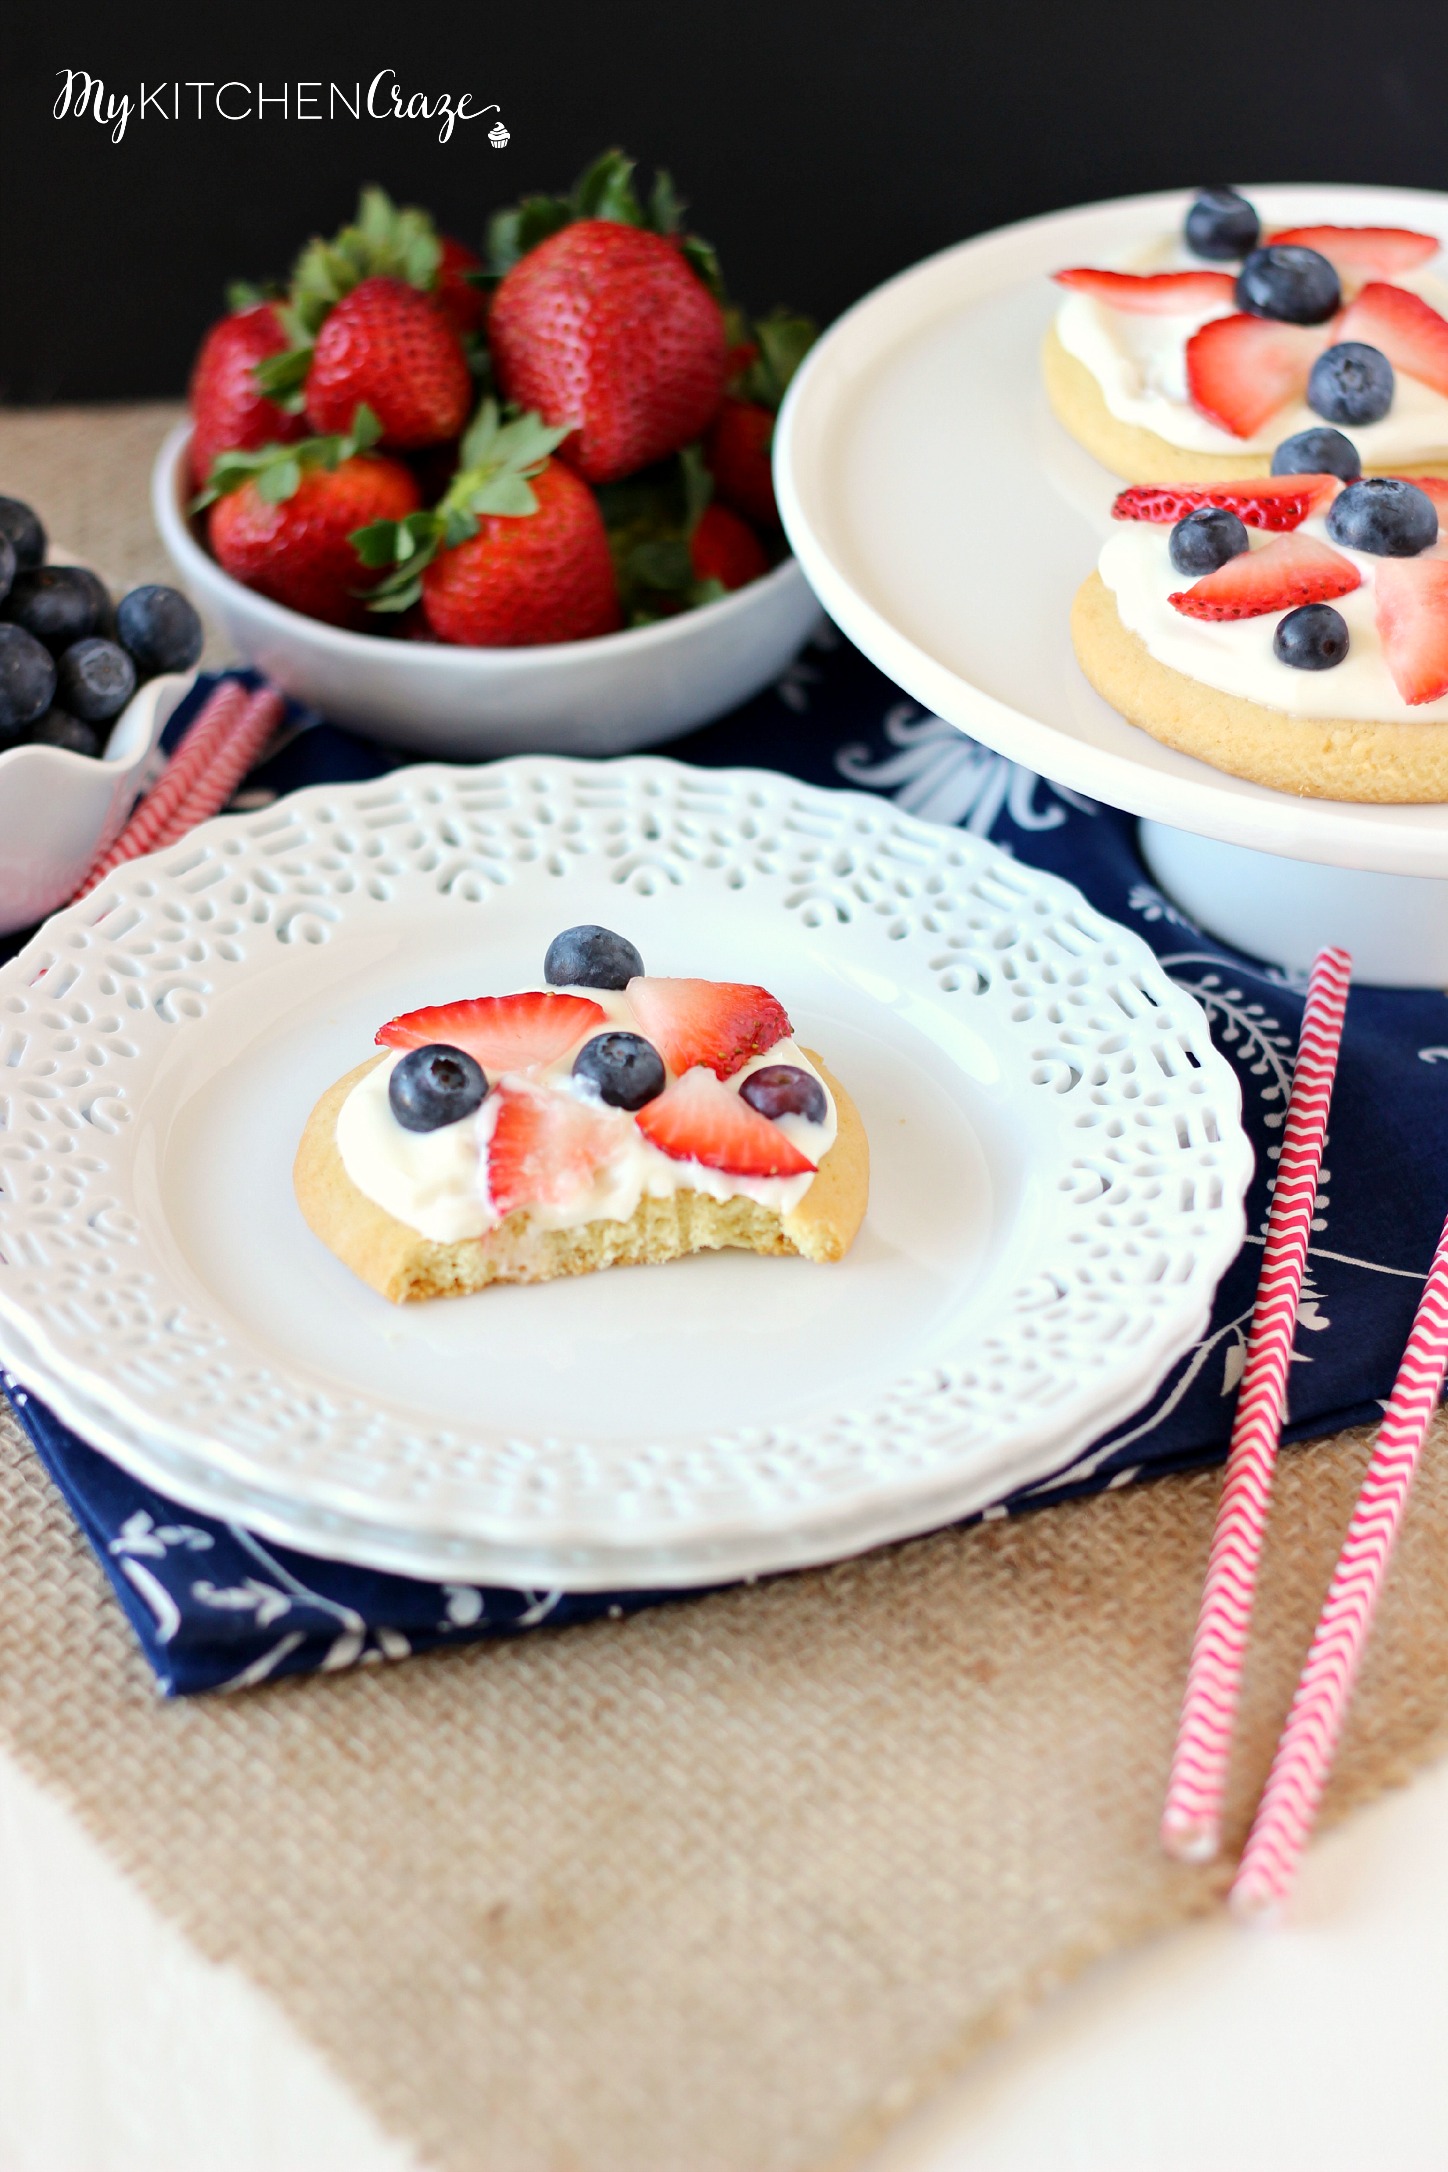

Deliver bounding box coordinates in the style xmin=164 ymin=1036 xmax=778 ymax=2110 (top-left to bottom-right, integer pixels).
xmin=153 ymin=165 xmax=823 ymax=758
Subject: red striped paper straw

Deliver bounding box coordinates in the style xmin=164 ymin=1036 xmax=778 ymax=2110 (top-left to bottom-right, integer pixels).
xmin=77 ymin=681 xmax=284 ymax=898
xmin=1161 ymin=945 xmax=1353 ymax=1864
xmin=1231 ymin=1204 xmax=1448 ymax=1920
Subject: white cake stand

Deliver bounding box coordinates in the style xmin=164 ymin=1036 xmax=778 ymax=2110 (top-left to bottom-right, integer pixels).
xmin=774 ymin=182 xmax=1448 ymax=986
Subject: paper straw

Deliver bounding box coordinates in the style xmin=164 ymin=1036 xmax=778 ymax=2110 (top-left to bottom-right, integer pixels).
xmin=1231 ymin=1205 xmax=1448 ymax=1920
xmin=77 ymin=681 xmax=284 ymax=898
xmin=1161 ymin=945 xmax=1353 ymax=1864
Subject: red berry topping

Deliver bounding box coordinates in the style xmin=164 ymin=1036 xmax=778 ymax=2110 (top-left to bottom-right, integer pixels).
xmin=634 ymin=1068 xmax=816 ymax=1178
xmin=1269 ymin=226 xmax=1439 ymax=284
xmin=1335 ymin=282 xmax=1448 ymax=401
xmin=303 ymin=275 xmax=473 ymax=450
xmin=377 ymin=991 xmax=606 ymax=1073
xmin=1113 ymin=475 xmax=1340 ymax=530
xmin=187 ymin=304 xmax=305 ymax=491
xmin=1168 ymin=531 xmax=1361 ymax=621
xmin=1185 ymin=314 xmax=1330 ymax=438
xmin=486 ymin=1083 xmax=629 ymax=1218
xmin=1374 ymin=557 xmax=1448 ymax=706
xmin=690 ymin=501 xmax=769 ymax=592
xmin=1052 ymin=268 xmax=1237 ymax=314
xmin=625 ymin=977 xmax=792 ymax=1080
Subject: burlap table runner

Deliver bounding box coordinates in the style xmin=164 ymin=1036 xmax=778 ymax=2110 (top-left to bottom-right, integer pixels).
xmin=3 ymin=404 xmax=1447 ymax=2172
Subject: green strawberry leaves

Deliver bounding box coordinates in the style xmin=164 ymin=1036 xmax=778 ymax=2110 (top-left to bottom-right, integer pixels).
xmin=597 ymin=442 xmax=724 ymax=624
xmin=728 ymin=308 xmax=818 ymax=410
xmin=484 ymin=147 xmax=723 ymax=296
xmin=191 ymin=404 xmax=383 ymax=511
xmin=350 ymin=399 xmax=571 ymax=611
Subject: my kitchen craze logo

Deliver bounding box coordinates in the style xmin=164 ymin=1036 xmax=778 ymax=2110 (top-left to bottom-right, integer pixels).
xmin=53 ymin=69 xmax=507 ymax=145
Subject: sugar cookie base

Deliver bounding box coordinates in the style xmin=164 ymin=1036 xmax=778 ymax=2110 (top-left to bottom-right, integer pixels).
xmin=295 ymin=1053 xmax=870 ymax=1304
xmin=1071 ymin=570 xmax=1448 ymax=802
xmin=1043 ymin=322 xmax=1448 ymax=485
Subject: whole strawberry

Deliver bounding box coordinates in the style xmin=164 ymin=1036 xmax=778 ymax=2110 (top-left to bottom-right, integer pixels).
xmin=705 ymin=310 xmax=816 ymax=529
xmin=352 ymin=400 xmax=620 ymax=646
xmin=187 ymin=303 xmax=305 ymax=490
xmin=690 ymin=501 xmax=768 ymax=591
xmin=203 ymin=416 xmax=421 ymax=629
xmin=705 ymin=399 xmax=777 ymax=529
xmin=435 ymin=235 xmax=487 ymax=338
xmin=303 ymin=276 xmax=472 ymax=450
xmin=490 ymin=220 xmax=727 ymax=484
xmin=421 ymin=460 xmax=619 ymax=645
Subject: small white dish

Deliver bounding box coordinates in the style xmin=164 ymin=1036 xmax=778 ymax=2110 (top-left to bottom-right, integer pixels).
xmin=152 ymin=423 xmax=823 ymax=759
xmin=0 ymin=666 xmax=190 ymax=939
xmin=0 ymin=757 xmax=1249 ymax=1588
xmin=775 ymin=184 xmax=1448 ymax=981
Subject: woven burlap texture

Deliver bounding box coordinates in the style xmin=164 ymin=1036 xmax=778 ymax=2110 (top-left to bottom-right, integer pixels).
xmin=3 ymin=405 xmax=1448 ymax=2172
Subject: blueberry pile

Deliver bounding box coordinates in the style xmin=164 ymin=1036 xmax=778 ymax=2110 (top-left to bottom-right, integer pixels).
xmin=1183 ymin=189 xmax=1397 ymax=430
xmin=0 ymin=494 xmax=204 ymax=757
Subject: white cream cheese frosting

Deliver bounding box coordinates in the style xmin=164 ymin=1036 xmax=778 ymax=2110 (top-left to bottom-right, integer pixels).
xmin=1099 ymin=513 xmax=1448 ymax=722
xmin=1055 ymin=235 xmax=1448 ymax=461
xmin=334 ymin=984 xmax=837 ymax=1244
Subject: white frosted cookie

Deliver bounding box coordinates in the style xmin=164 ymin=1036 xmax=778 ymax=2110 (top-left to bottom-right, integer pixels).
xmin=294 ymin=944 xmax=869 ymax=1304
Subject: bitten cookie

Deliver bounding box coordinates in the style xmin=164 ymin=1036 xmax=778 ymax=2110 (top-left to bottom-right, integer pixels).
xmin=294 ymin=928 xmax=869 ymax=1304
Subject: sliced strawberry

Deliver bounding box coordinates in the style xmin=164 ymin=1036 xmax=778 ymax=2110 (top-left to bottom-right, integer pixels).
xmin=1335 ymin=282 xmax=1448 ymax=399
xmin=1169 ymin=532 xmax=1361 ymax=621
xmin=625 ymin=977 xmax=792 ymax=1080
xmin=486 ymin=1082 xmax=629 ymax=1218
xmin=1269 ymin=225 xmax=1439 ymax=283
xmin=1113 ymin=475 xmax=1339 ymax=530
xmin=1052 ymin=268 xmax=1236 ymax=314
xmin=1374 ymin=558 xmax=1448 ymax=706
xmin=634 ymin=1069 xmax=816 ymax=1179
xmin=1185 ymin=314 xmax=1330 ymax=438
xmin=377 ymin=991 xmax=605 ymax=1073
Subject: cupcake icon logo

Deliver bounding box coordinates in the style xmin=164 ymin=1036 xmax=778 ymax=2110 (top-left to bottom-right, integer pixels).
xmin=489 ymin=120 xmax=510 ymax=149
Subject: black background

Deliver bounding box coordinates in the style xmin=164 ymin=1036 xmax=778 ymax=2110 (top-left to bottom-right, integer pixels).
xmin=4 ymin=0 xmax=1447 ymax=404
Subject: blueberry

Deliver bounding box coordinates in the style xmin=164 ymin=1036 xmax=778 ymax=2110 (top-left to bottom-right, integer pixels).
xmin=26 ymin=708 xmax=103 ymax=757
xmin=1273 ymin=603 xmax=1350 ymax=671
xmin=3 ymin=565 xmax=111 ymax=652
xmin=55 ymin=637 xmax=136 ymax=724
xmin=1184 ymin=186 xmax=1260 ymax=262
xmin=0 ymin=624 xmax=57 ymax=741
xmin=388 ymin=1043 xmax=488 ymax=1132
xmin=1271 ymin=427 xmax=1362 ymax=482
xmin=739 ymin=1064 xmax=828 ymax=1124
xmin=1168 ymin=506 xmax=1250 ymax=577
xmin=543 ymin=924 xmax=644 ymax=990
xmin=1307 ymin=343 xmax=1394 ymax=427
xmin=0 ymin=497 xmax=45 ymax=574
xmin=573 ymin=1031 xmax=665 ymax=1110
xmin=116 ymin=585 xmax=204 ymax=677
xmin=0 ymin=532 xmax=14 ymax=610
xmin=1326 ymin=477 xmax=1438 ymax=557
xmin=1235 ymin=245 xmax=1340 ymax=325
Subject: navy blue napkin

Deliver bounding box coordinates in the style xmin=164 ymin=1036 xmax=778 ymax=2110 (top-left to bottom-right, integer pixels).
xmin=6 ymin=635 xmax=1448 ymax=1693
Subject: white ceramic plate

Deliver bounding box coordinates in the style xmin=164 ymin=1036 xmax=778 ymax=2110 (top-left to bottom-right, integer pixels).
xmin=153 ymin=426 xmax=822 ymax=758
xmin=0 ymin=757 xmax=1249 ymax=1588
xmin=775 ymin=182 xmax=1448 ymax=878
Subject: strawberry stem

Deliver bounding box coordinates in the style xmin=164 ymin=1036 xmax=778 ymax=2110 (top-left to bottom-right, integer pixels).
xmin=190 ymin=403 xmax=382 ymax=511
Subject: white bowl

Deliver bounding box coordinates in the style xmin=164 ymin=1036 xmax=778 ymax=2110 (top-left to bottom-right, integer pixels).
xmin=0 ymin=562 xmax=192 ymax=937
xmin=152 ymin=424 xmax=824 ymax=757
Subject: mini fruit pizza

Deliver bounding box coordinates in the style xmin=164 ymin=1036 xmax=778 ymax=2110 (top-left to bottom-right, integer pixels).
xmin=1046 ymin=186 xmax=1448 ymax=482
xmin=295 ymin=923 xmax=869 ymax=1303
xmin=1072 ymin=431 xmax=1448 ymax=800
